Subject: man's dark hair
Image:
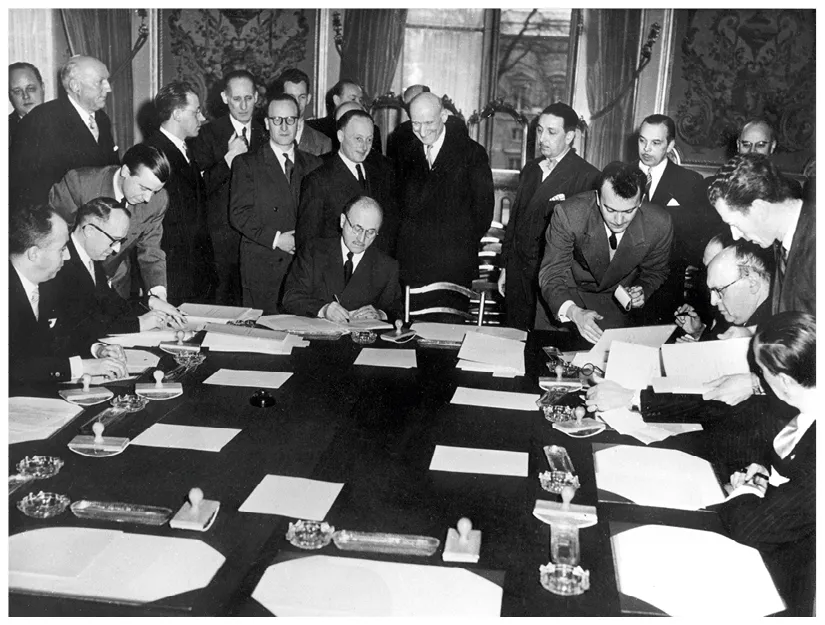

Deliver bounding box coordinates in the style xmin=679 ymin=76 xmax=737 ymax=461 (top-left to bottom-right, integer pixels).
xmin=266 ymin=93 xmax=299 ymax=116
xmin=9 ymin=62 xmax=43 ymax=85
xmin=707 ymin=154 xmax=800 ymax=213
xmin=122 ymin=144 xmax=171 ymax=184
xmin=269 ymin=68 xmax=311 ymax=96
xmin=325 ymin=78 xmax=361 ymax=117
xmin=223 ymin=69 xmax=257 ymax=93
xmin=540 ymin=102 xmax=580 ymax=133
xmin=155 ymin=81 xmax=197 ymax=123
xmin=641 ymin=114 xmax=676 ymax=144
xmin=337 ymin=109 xmax=373 ymax=132
xmin=598 ymin=161 xmax=647 ymax=200
xmin=76 ymin=197 xmax=131 ymax=227
xmin=754 ymin=311 xmax=816 ymax=388
xmin=10 ymin=205 xmax=61 ymax=255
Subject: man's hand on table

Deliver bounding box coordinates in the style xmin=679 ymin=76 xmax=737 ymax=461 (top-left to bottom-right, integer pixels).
xmin=320 ymin=301 xmax=351 ymax=323
xmin=350 ymin=305 xmax=385 ymax=320
xmin=148 ymin=295 xmax=186 ymax=328
xmin=82 ymin=356 xmax=128 ymax=379
xmin=585 ymin=379 xmax=635 ymax=412
xmin=702 ymin=373 xmax=755 ymax=405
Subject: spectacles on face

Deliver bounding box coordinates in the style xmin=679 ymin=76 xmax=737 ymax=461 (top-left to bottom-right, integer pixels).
xmin=84 ymin=222 xmax=127 ymax=248
xmin=709 ymin=275 xmax=743 ymax=299
xmin=597 ymin=192 xmax=642 ymax=214
xmin=268 ymin=116 xmax=298 ymax=126
xmin=182 ymin=106 xmax=202 ymax=117
xmin=738 ymin=140 xmax=771 ymax=152
xmin=344 ymin=214 xmax=378 ymax=239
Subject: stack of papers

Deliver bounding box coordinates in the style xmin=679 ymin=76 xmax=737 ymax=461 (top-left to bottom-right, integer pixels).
xmin=202 ymin=325 xmax=298 ymax=355
xmin=179 ymin=303 xmax=262 ymax=325
xmin=450 ymin=386 xmax=540 ymax=411
xmin=123 ymin=349 xmax=160 ymax=374
xmin=655 ymin=338 xmax=751 ymax=393
xmin=605 ymin=341 xmax=660 ymax=389
xmin=593 ymin=444 xmax=725 ymax=510
xmin=429 ymin=444 xmax=528 ymax=477
xmin=239 ymin=475 xmax=344 ymax=520
xmin=204 ymin=369 xmax=293 ymax=389
xmin=598 ymin=408 xmax=696 ymax=445
xmin=258 ymin=315 xmax=391 ymax=335
xmin=101 ymin=329 xmax=191 ymax=347
xmin=457 ymin=331 xmax=525 ymax=376
xmin=131 ymin=423 xmax=241 ymax=452
xmin=571 ymin=325 xmax=675 ymax=371
xmin=9 ymin=397 xmax=84 ymax=445
xmin=412 ymin=322 xmax=527 ymax=344
xmin=353 ymin=348 xmax=417 ymax=369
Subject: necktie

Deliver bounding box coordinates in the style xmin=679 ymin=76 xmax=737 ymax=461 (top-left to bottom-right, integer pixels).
xmin=344 ymin=251 xmax=354 ymax=285
xmin=609 ymin=232 xmax=618 ymax=251
xmin=645 ymin=169 xmax=653 ymax=197
xmin=426 ymin=144 xmax=433 ymax=169
xmin=30 ymin=287 xmax=39 ymax=321
xmin=182 ymin=142 xmax=190 ymax=163
xmin=356 ymin=164 xmax=366 ymax=190
xmin=88 ymin=114 xmax=99 ymax=141
xmin=241 ymin=126 xmax=249 ymax=148
xmin=88 ymin=260 xmax=97 ymax=285
xmin=774 ymin=415 xmax=800 ymax=459
xmin=283 ymin=154 xmax=294 ymax=183
xmin=775 ymin=242 xmax=787 ymax=291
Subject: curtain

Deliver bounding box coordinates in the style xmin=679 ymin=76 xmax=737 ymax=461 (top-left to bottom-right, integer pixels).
xmin=584 ymin=9 xmax=642 ymax=170
xmin=340 ymin=10 xmax=408 ymax=101
xmin=9 ymin=10 xmax=57 ymax=105
xmin=60 ymin=9 xmax=134 ymax=155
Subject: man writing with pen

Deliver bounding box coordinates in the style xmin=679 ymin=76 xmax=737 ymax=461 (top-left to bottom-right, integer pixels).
xmin=282 ymin=196 xmax=403 ymax=322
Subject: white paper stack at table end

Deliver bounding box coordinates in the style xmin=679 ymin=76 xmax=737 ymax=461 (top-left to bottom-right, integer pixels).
xmin=353 ymin=348 xmax=417 ymax=369
xmin=203 ymin=369 xmax=293 ymax=389
xmin=179 ymin=303 xmax=262 ymax=324
xmin=9 ymin=397 xmax=84 ymax=445
xmin=202 ymin=324 xmax=294 ymax=354
xmin=238 ymin=475 xmax=344 ymax=520
xmin=457 ymin=331 xmax=525 ymax=376
xmin=450 ymin=386 xmax=539 ymax=411
xmin=659 ymin=338 xmax=751 ymax=393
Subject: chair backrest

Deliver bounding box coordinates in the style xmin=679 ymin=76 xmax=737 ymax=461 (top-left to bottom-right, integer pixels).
xmin=405 ymin=282 xmax=486 ymax=326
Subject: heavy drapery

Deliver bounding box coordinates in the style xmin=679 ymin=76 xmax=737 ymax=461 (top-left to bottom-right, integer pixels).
xmin=340 ymin=10 xmax=408 ymax=100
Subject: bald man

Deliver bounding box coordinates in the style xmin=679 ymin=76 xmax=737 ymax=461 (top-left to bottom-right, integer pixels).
xmin=737 ymin=119 xmax=777 ymax=156
xmin=395 ymin=92 xmax=493 ymax=311
xmin=11 ymin=55 xmax=119 ymax=206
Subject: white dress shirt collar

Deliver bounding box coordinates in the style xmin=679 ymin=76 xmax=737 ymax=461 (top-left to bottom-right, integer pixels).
xmin=638 ymin=157 xmax=668 ymax=198
xmin=67 ymin=95 xmax=96 ymax=129
xmin=340 ymin=237 xmax=365 ymax=272
xmin=71 ymin=231 xmax=96 ymax=283
xmin=112 ymin=170 xmax=125 ymax=203
xmin=160 ymin=126 xmax=190 ymax=162
xmin=338 ymin=151 xmax=365 ymax=181
xmin=424 ymin=123 xmax=447 ymax=164
xmin=604 ymin=224 xmax=625 ymax=260
xmin=774 ymin=411 xmax=815 ymax=459
xmin=270 ymin=141 xmax=296 ymax=175
xmin=229 ymin=116 xmax=252 ymax=140
xmin=13 ymin=265 xmax=40 ymax=317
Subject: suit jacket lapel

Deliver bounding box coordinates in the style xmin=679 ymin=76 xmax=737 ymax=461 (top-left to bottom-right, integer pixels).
xmin=580 ymin=199 xmax=611 ymax=284
xmin=62 ymin=98 xmax=100 ymax=153
xmin=343 ymin=245 xmax=375 ymax=299
xmin=325 ymin=240 xmax=346 ymax=298
xmin=67 ymin=239 xmax=97 ymax=291
xmin=533 ymin=153 xmax=579 ymax=205
xmin=333 ymin=155 xmax=362 ymax=197
xmin=263 ymin=145 xmax=294 ymax=211
xmin=651 ymin=160 xmax=675 ymax=206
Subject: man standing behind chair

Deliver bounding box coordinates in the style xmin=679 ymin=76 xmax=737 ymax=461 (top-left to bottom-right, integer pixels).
xmin=396 ymin=92 xmax=494 ymax=310
xmin=283 ymin=196 xmax=402 ymax=322
xmin=8 ymin=62 xmax=45 ymax=145
xmin=11 ymin=55 xmax=118 ymax=206
xmin=267 ymin=68 xmax=331 ymax=157
xmin=229 ymin=94 xmax=322 ymax=313
xmin=145 ymin=81 xmax=216 ymax=304
xmin=190 ymin=70 xmax=266 ymax=306
xmin=538 ymin=162 xmax=673 ymax=343
xmin=499 ymin=102 xmax=600 ymax=330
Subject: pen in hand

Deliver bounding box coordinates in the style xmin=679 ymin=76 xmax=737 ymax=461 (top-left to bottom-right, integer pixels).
xmin=742 ymin=468 xmax=770 ymax=483
xmin=334 ymin=295 xmax=349 ymax=323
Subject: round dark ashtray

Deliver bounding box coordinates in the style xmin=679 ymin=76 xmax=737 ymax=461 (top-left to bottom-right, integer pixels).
xmin=250 ymin=389 xmax=275 ymax=408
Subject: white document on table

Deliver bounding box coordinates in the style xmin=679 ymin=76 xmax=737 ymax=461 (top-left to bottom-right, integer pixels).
xmin=572 ymin=324 xmax=676 ymax=370
xmin=10 ymin=527 xmax=225 ymax=603
xmin=457 ymin=360 xmax=520 ymax=378
xmin=597 ymin=409 xmax=701 ymax=445
xmin=353 ymin=348 xmax=417 ymax=369
xmin=611 ymin=525 xmax=785 ymax=617
xmin=203 ymin=369 xmax=293 ymax=389
xmin=252 ymin=555 xmax=503 ymax=617
xmin=450 ymin=386 xmax=539 ymax=411
xmin=429 ymin=444 xmax=528 ymax=477
xmin=123 ymin=348 xmax=160 ymax=373
xmin=179 ymin=303 xmax=262 ymax=324
xmin=412 ymin=322 xmax=526 ymax=343
xmin=238 ymin=475 xmax=344 ymax=520
xmin=202 ymin=331 xmax=290 ymax=355
xmin=9 ymin=397 xmax=84 ymax=445
xmin=457 ymin=332 xmax=525 ymax=375
xmin=593 ymin=444 xmax=725 ymax=510
xmin=660 ymin=338 xmax=751 ymax=393
xmin=100 ymin=329 xmax=191 ymax=347
xmin=605 ymin=341 xmax=660 ymax=389
xmin=131 ymin=423 xmax=241 ymax=452
xmin=259 ymin=315 xmax=391 ymax=334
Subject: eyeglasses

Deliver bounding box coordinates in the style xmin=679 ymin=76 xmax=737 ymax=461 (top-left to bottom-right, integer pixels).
xmin=738 ymin=140 xmax=771 ymax=151
xmin=597 ymin=192 xmax=642 ymax=214
xmin=84 ymin=222 xmax=127 ymax=248
xmin=268 ymin=116 xmax=298 ymax=126
xmin=709 ymin=275 xmax=743 ymax=299
xmin=344 ymin=214 xmax=378 ymax=239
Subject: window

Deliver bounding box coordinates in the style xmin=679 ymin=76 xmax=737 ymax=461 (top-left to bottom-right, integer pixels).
xmin=511 ymin=127 xmax=524 ymax=141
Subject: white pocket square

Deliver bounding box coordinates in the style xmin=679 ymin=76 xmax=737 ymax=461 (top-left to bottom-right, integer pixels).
xmin=48 ymin=318 xmax=57 ymax=328
xmin=549 ymin=194 xmax=566 ymax=203
xmin=667 ymin=198 xmax=680 ymax=206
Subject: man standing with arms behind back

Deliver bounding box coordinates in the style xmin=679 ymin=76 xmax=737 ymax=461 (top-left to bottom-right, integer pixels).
xmin=499 ymin=102 xmax=600 ymax=330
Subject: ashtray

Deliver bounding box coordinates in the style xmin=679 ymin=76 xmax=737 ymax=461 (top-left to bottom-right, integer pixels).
xmin=71 ymin=500 xmax=172 ymax=525
xmin=539 ymin=562 xmax=590 ymax=596
xmin=174 ymin=352 xmax=206 ymax=367
xmin=332 ymin=530 xmax=440 ymax=556
xmin=286 ymin=519 xmax=335 ymax=550
xmin=539 ymin=404 xmax=576 ymax=423
xmin=110 ymin=394 xmax=149 ymax=412
xmin=17 ymin=456 xmax=65 ymax=479
xmin=350 ymin=330 xmax=377 ymax=345
xmin=17 ymin=491 xmax=71 ymax=518
xmin=539 ymin=471 xmax=581 ymax=494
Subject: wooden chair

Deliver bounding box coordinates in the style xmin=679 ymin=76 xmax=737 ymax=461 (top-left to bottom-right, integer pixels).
xmin=404 ymin=282 xmax=486 ymax=326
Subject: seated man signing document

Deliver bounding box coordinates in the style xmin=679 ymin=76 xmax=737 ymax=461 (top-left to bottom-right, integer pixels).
xmin=282 ymin=196 xmax=403 ymax=322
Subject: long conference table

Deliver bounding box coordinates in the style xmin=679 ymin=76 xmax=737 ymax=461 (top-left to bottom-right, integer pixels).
xmin=8 ymin=327 xmax=752 ymax=616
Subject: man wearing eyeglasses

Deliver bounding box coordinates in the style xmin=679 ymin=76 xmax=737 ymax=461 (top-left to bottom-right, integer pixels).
xmin=538 ymin=161 xmax=673 ymax=343
xmin=51 ymin=198 xmax=179 ymax=352
xmin=145 ymin=81 xmax=216 ymax=304
xmin=229 ymin=93 xmax=322 ymax=313
xmin=283 ymin=196 xmax=402 ymax=322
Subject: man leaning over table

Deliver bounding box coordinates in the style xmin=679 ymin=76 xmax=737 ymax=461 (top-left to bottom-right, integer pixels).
xmin=9 ymin=204 xmax=128 ymax=387
xmin=282 ymin=196 xmax=403 ymax=323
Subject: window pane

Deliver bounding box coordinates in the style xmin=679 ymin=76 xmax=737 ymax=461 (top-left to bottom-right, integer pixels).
xmin=407 ymin=9 xmax=484 ymax=29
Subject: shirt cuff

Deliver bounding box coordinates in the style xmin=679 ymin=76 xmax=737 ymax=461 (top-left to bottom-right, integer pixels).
xmin=69 ymin=356 xmax=83 ymax=380
xmin=631 ymin=388 xmax=642 ymax=410
xmin=272 ymin=231 xmax=281 ymax=251
xmin=149 ymin=286 xmax=167 ymax=301
xmin=726 ymin=483 xmax=766 ymax=501
xmin=557 ymin=300 xmax=575 ymax=323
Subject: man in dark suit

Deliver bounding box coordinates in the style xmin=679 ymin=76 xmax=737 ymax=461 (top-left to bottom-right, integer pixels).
xmin=636 ymin=114 xmax=720 ymax=322
xmin=229 ymin=93 xmax=323 ymax=313
xmin=51 ymin=198 xmax=173 ymax=352
xmin=395 ymin=92 xmax=494 ymax=310
xmin=708 ymin=153 xmax=815 ymax=318
xmin=283 ymin=196 xmax=402 ymax=322
xmin=9 ymin=205 xmax=127 ymax=387
xmin=306 ymin=79 xmax=382 ymax=156
xmin=499 ymin=102 xmax=600 ymax=330
xmin=145 ymin=81 xmax=216 ymax=304
xmin=538 ymin=161 xmax=673 ymax=343
xmin=191 ymin=70 xmax=267 ymax=306
xmin=8 ymin=62 xmax=45 ymax=146
xmin=267 ymin=68 xmax=331 ymax=157
xmin=297 ymin=109 xmax=397 ymax=255
xmin=11 ymin=55 xmax=119 ymax=206
xmin=48 ymin=144 xmax=173 ymax=305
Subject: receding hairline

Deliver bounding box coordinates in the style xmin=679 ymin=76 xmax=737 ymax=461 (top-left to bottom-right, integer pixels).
xmin=740 ymin=120 xmax=775 ymax=141
xmin=409 ymin=92 xmax=443 ymax=114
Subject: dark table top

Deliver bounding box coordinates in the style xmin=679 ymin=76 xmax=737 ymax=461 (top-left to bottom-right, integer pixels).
xmin=8 ymin=329 xmax=731 ymax=616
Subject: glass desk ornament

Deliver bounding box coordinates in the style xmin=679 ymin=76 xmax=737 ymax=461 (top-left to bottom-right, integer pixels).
xmin=69 ymin=422 xmax=129 ymax=457
xmin=70 ymin=500 xmax=172 ymax=525
xmin=110 ymin=393 xmax=149 ymax=412
xmin=135 ymin=370 xmax=183 ymax=400
xmin=58 ymin=374 xmax=114 ymax=406
xmin=552 ymin=410 xmax=607 ymax=438
xmin=538 ymin=445 xmax=579 ymax=494
xmin=9 ymin=473 xmax=36 ymax=496
xmin=159 ymin=330 xmax=200 ymax=356
xmin=286 ymin=519 xmax=335 ymax=550
xmin=350 ymin=330 xmax=377 ymax=345
xmin=332 ymin=530 xmax=440 ymax=556
xmin=536 ymin=389 xmax=583 ymax=423
xmin=173 ymin=351 xmax=206 ymax=369
xmin=17 ymin=491 xmax=71 ymax=519
xmin=17 ymin=455 xmax=65 ymax=480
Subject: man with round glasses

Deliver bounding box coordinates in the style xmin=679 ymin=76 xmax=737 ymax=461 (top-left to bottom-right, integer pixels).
xmin=283 ymin=196 xmax=402 ymax=322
